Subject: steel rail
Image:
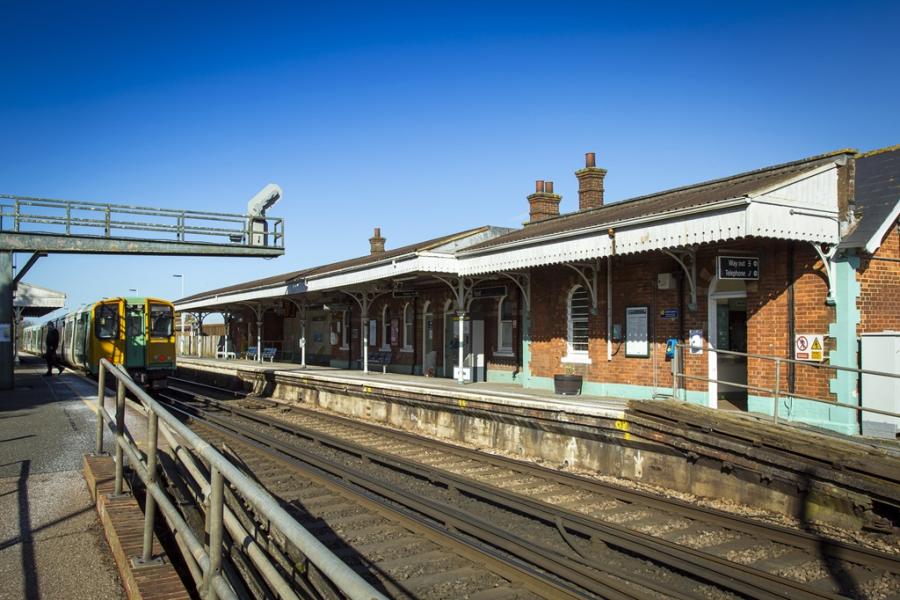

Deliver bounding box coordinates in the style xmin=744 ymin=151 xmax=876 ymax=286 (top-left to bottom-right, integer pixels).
xmin=167 ymin=382 xmax=900 ymax=576
xmin=169 ymin=390 xmax=861 ymax=600
xmin=164 ymin=391 xmax=821 ymax=600
xmin=162 ymin=393 xmax=677 ymax=600
xmin=95 ymin=360 xmax=386 ymax=600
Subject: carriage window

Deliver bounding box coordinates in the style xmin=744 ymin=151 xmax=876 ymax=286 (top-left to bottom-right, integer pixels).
xmin=95 ymin=304 xmax=119 ymax=339
xmin=149 ymin=304 xmax=174 ymax=338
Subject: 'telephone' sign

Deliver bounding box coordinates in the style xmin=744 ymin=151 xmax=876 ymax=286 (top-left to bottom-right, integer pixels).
xmin=717 ymin=256 xmax=760 ymax=280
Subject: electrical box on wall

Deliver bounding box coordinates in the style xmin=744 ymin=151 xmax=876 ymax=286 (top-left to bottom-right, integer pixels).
xmin=657 ymin=273 xmax=675 ymax=290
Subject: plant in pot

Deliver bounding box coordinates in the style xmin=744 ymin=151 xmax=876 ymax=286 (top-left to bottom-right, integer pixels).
xmin=554 ymin=364 xmax=583 ymax=395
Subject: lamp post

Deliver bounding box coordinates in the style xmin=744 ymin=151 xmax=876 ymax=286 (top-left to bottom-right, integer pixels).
xmin=173 ymin=275 xmax=184 ymax=356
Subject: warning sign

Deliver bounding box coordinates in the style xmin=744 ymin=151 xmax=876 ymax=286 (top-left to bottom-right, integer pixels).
xmin=795 ymin=334 xmax=825 ymax=362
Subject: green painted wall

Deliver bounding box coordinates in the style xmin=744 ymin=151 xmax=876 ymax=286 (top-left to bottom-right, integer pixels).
xmin=827 ymin=253 xmax=861 ymax=434
xmin=747 ymin=395 xmax=857 ymax=435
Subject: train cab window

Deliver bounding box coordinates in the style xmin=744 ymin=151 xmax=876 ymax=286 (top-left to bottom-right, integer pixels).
xmin=95 ymin=304 xmax=120 ymax=339
xmin=149 ymin=303 xmax=174 ymax=338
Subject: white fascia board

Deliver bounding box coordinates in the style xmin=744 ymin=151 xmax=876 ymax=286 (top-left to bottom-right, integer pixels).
xmin=865 ymin=198 xmax=900 ymax=254
xmin=457 ymin=199 xmax=750 ymax=275
xmin=306 ymin=254 xmax=459 ymax=291
xmin=176 ymin=280 xmax=307 ymax=312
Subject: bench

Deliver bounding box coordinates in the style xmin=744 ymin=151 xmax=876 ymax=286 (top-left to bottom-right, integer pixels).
xmin=355 ymin=350 xmax=391 ymax=372
xmin=246 ymin=347 xmax=277 ymax=362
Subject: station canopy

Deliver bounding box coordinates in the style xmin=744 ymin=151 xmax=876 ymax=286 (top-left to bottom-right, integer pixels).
xmin=14 ymin=282 xmax=66 ymax=317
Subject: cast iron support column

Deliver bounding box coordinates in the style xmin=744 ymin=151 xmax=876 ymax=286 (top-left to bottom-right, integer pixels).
xmin=456 ymin=310 xmax=466 ymax=384
xmin=256 ymin=314 xmax=263 ymax=363
xmin=0 ymin=252 xmax=13 ymax=390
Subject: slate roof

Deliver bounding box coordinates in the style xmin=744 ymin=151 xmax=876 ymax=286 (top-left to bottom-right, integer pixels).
xmin=177 ymin=226 xmax=491 ymax=304
xmin=461 ymin=150 xmax=854 ymax=254
xmin=840 ymin=145 xmax=900 ymax=251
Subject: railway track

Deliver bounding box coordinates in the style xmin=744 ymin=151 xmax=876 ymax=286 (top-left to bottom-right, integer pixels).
xmin=161 ymin=377 xmax=900 ymax=599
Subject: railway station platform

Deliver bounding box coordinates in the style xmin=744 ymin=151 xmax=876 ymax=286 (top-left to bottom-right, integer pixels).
xmin=177 ymin=355 xmax=900 ymax=536
xmin=1 ymin=356 xmax=190 ymax=600
xmin=0 ymin=357 xmax=125 ymax=599
xmin=176 ymin=356 xmax=630 ymax=419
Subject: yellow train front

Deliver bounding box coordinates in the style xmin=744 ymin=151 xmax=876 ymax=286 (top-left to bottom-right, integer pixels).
xmin=23 ymin=297 xmax=176 ymax=388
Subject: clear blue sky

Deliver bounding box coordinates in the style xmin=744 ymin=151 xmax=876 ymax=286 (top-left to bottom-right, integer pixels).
xmin=3 ymin=1 xmax=898 ymax=320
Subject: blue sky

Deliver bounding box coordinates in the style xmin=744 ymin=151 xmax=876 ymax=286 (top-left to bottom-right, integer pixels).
xmin=3 ymin=1 xmax=898 ymax=320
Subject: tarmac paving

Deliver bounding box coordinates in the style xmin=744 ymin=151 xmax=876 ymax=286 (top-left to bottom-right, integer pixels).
xmin=0 ymin=356 xmax=125 ymax=600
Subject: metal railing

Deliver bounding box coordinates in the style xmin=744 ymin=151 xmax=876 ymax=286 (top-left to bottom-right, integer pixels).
xmin=671 ymin=344 xmax=900 ymax=429
xmin=94 ymin=358 xmax=385 ymax=600
xmin=0 ymin=195 xmax=284 ymax=248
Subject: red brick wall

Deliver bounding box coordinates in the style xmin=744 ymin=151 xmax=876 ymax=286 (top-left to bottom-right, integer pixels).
xmin=858 ymin=222 xmax=900 ymax=333
xmin=527 ymin=241 xmax=836 ymax=402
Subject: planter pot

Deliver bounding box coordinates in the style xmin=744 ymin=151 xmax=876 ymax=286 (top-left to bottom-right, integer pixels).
xmin=553 ymin=374 xmax=583 ymax=396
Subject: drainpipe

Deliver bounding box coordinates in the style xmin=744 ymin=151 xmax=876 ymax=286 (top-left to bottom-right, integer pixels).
xmin=788 ymin=242 xmax=796 ymax=393
xmin=412 ymin=299 xmax=418 ymax=375
xmin=607 ymin=256 xmax=613 ymax=362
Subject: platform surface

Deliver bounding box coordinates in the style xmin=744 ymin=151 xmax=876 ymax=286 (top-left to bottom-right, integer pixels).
xmin=180 ymin=356 xmax=631 ymax=418
xmin=0 ymin=357 xmax=126 ymax=600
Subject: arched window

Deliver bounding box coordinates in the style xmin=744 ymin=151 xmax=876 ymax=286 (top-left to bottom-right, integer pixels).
xmin=402 ymin=303 xmax=414 ymax=351
xmin=381 ymin=305 xmax=391 ymax=350
xmin=566 ymin=286 xmax=590 ymax=361
xmin=496 ymin=296 xmax=514 ymax=355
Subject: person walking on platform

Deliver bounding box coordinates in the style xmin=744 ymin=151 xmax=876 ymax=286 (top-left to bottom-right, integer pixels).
xmin=43 ymin=322 xmax=63 ymax=376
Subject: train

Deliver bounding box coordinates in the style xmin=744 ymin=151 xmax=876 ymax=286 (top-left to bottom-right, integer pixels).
xmin=22 ymin=296 xmax=176 ymax=388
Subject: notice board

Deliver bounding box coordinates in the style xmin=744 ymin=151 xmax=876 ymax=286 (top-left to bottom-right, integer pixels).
xmin=625 ymin=306 xmax=649 ymax=357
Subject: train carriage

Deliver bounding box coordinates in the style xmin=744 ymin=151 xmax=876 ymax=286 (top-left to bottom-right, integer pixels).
xmin=22 ymin=296 xmax=175 ymax=388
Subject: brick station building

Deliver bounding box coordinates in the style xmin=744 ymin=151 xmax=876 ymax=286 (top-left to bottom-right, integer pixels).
xmin=177 ymin=146 xmax=900 ymax=435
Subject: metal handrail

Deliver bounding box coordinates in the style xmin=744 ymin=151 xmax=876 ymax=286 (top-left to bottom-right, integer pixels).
xmin=94 ymin=358 xmax=385 ymax=600
xmin=0 ymin=196 xmax=284 ymax=248
xmin=671 ymin=343 xmax=900 ymax=428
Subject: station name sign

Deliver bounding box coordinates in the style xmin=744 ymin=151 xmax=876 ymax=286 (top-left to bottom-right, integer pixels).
xmin=717 ymin=256 xmax=760 ymax=280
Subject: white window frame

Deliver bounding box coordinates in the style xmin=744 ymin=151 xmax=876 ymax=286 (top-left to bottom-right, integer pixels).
xmin=381 ymin=305 xmax=391 ymax=350
xmin=340 ymin=310 xmax=350 ymax=350
xmin=401 ymin=302 xmax=414 ymax=352
xmin=495 ymin=295 xmax=515 ymax=357
xmin=563 ymin=285 xmax=592 ymax=364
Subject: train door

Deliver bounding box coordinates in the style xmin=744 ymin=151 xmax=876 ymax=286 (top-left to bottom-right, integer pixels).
xmin=125 ymin=302 xmax=146 ymax=369
xmin=94 ymin=300 xmax=124 ymax=369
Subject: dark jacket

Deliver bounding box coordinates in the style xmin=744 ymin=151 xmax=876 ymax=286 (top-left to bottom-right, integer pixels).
xmin=46 ymin=328 xmax=59 ymax=352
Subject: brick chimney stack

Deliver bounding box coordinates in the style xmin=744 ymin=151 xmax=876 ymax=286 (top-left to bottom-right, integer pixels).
xmin=527 ymin=179 xmax=561 ymax=223
xmin=369 ymin=227 xmax=386 ymax=254
xmin=576 ymin=151 xmax=607 ymax=211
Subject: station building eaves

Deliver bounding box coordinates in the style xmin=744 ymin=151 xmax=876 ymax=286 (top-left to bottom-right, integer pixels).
xmin=455 ymin=150 xmax=855 ymax=275
xmin=175 ymin=225 xmax=511 ymax=311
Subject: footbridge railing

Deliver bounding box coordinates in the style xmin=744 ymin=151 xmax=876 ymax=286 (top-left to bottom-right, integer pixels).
xmin=94 ymin=358 xmax=385 ymax=600
xmin=0 ymin=195 xmax=284 ymax=254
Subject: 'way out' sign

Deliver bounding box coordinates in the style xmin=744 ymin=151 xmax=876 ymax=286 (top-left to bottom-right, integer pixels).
xmin=795 ymin=334 xmax=825 ymax=362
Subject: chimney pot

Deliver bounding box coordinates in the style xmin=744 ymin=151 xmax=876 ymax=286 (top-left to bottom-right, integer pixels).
xmin=535 ymin=180 xmax=545 ymax=193
xmin=545 ymin=181 xmax=554 ymax=193
xmin=585 ymin=152 xmax=596 ymax=168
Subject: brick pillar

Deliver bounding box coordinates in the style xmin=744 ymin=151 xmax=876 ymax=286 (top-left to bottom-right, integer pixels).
xmin=527 ymin=180 xmax=561 ymax=223
xmin=576 ymin=152 xmax=607 ymax=211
